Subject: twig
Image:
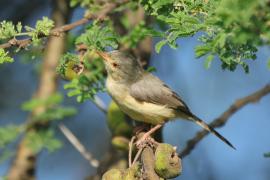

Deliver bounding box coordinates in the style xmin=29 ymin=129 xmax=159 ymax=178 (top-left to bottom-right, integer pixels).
xmin=59 ymin=123 xmax=99 ymax=167
xmin=0 ymin=0 xmax=128 ymax=49
xmin=93 ymin=96 xmax=107 ymax=114
xmin=180 ymin=84 xmax=270 ymax=158
xmin=132 ymin=148 xmax=143 ymax=166
xmin=128 ymin=136 xmax=136 ymax=167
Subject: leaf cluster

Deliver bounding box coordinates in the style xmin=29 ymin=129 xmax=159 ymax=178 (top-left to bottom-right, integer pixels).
xmin=0 ymin=21 xmax=22 ymax=40
xmin=0 ymin=48 xmax=13 ymax=64
xmin=24 ymin=17 xmax=54 ymax=45
xmin=0 ymin=17 xmax=54 ymax=64
xmin=21 ymin=93 xmax=76 ymax=153
xmin=0 ymin=93 xmax=77 ymax=163
xmin=141 ymin=0 xmax=270 ymax=72
xmin=0 ymin=125 xmax=22 ymax=162
xmin=120 ymin=21 xmax=162 ymax=48
xmin=141 ymin=0 xmax=211 ymax=52
xmin=0 ymin=125 xmax=22 ymax=148
xmin=22 ymin=93 xmax=77 ymax=122
xmin=25 ymin=129 xmax=62 ymax=153
xmin=76 ymin=21 xmax=118 ymax=51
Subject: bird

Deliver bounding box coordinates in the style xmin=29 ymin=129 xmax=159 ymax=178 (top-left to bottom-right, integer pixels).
xmin=97 ymin=50 xmax=235 ymax=149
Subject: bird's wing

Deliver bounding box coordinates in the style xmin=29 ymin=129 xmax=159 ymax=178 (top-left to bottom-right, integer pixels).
xmin=130 ymin=73 xmax=236 ymax=149
xmin=129 ymin=73 xmax=192 ymax=115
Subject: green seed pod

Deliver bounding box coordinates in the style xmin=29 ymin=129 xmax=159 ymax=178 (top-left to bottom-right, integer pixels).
xmin=111 ymin=136 xmax=130 ymax=151
xmin=107 ymin=101 xmax=132 ymax=137
xmin=56 ymin=53 xmax=82 ymax=81
xmin=154 ymin=143 xmax=182 ymax=179
xmin=123 ymin=163 xmax=140 ymax=180
xmin=102 ymin=168 xmax=123 ymax=180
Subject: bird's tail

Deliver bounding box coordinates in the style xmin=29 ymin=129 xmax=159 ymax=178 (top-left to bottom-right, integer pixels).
xmin=189 ymin=115 xmax=236 ymax=149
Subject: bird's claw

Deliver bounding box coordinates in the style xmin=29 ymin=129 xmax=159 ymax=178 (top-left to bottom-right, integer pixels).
xmin=135 ymin=135 xmax=149 ymax=149
xmin=135 ymin=135 xmax=159 ymax=149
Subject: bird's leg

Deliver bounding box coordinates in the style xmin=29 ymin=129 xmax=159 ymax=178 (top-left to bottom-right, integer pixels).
xmin=135 ymin=124 xmax=163 ymax=147
xmin=133 ymin=123 xmax=150 ymax=134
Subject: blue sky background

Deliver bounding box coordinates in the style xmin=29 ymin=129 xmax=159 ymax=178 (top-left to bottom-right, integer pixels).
xmin=0 ymin=2 xmax=270 ymax=179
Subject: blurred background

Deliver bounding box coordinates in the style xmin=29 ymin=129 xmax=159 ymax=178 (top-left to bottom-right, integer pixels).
xmin=0 ymin=0 xmax=270 ymax=180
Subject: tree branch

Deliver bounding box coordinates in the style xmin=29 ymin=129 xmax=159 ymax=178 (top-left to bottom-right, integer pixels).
xmin=141 ymin=146 xmax=160 ymax=180
xmin=180 ymin=84 xmax=270 ymax=158
xmin=0 ymin=0 xmax=128 ymax=49
xmin=7 ymin=1 xmax=71 ymax=179
xmin=59 ymin=123 xmax=99 ymax=167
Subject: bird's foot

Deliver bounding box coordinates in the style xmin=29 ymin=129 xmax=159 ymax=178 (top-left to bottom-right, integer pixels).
xmin=135 ymin=134 xmax=150 ymax=148
xmin=135 ymin=124 xmax=163 ymax=148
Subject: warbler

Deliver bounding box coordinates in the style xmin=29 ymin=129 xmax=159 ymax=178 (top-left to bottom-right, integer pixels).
xmin=97 ymin=50 xmax=235 ymax=149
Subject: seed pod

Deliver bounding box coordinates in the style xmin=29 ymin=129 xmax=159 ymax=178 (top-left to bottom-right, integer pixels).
xmin=111 ymin=136 xmax=130 ymax=151
xmin=154 ymin=143 xmax=182 ymax=179
xmin=102 ymin=168 xmax=123 ymax=180
xmin=123 ymin=163 xmax=140 ymax=180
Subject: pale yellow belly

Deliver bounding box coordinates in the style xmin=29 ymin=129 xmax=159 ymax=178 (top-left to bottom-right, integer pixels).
xmin=113 ymin=94 xmax=176 ymax=125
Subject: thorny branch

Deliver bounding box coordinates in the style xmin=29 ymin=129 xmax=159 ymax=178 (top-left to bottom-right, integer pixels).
xmin=180 ymin=84 xmax=270 ymax=157
xmin=0 ymin=0 xmax=128 ymax=49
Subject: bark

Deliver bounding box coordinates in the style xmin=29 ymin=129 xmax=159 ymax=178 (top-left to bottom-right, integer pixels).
xmin=7 ymin=1 xmax=70 ymax=179
xmin=141 ymin=147 xmax=160 ymax=180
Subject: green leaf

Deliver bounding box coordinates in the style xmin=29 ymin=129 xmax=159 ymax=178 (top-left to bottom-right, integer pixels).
xmin=155 ymin=40 xmax=167 ymax=53
xmin=195 ymin=45 xmax=211 ymax=58
xmin=146 ymin=66 xmax=157 ymax=72
xmin=25 ymin=17 xmax=54 ymax=45
xmin=70 ymin=0 xmax=79 ymax=7
xmin=0 ymin=48 xmax=14 ymax=64
xmin=25 ymin=129 xmax=62 ymax=153
xmin=76 ymin=22 xmax=118 ymax=51
xmin=21 ymin=93 xmax=63 ymax=111
xmin=120 ymin=22 xmax=163 ymax=48
xmin=67 ymin=89 xmax=81 ymax=97
xmin=33 ymin=107 xmax=77 ymax=122
xmin=35 ymin=17 xmax=54 ymax=36
xmin=16 ymin=22 xmax=22 ymax=33
xmin=0 ymin=125 xmax=22 ymax=148
xmin=204 ymin=55 xmax=214 ymax=69
xmin=0 ymin=21 xmax=17 ymax=39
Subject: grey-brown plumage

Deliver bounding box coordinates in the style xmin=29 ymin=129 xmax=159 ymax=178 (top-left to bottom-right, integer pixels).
xmin=130 ymin=73 xmax=191 ymax=115
xmin=98 ymin=50 xmax=235 ymax=149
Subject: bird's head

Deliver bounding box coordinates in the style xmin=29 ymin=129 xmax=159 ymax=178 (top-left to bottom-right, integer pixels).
xmin=97 ymin=50 xmax=143 ymax=83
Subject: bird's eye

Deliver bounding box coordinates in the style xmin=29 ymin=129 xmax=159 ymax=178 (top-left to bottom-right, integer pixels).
xmin=112 ymin=63 xmax=118 ymax=68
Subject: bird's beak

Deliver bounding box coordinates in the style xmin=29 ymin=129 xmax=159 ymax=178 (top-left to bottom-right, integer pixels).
xmin=96 ymin=51 xmax=111 ymax=62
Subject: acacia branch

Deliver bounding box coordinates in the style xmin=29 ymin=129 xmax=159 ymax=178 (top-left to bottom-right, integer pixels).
xmin=180 ymin=84 xmax=270 ymax=158
xmin=0 ymin=0 xmax=128 ymax=49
